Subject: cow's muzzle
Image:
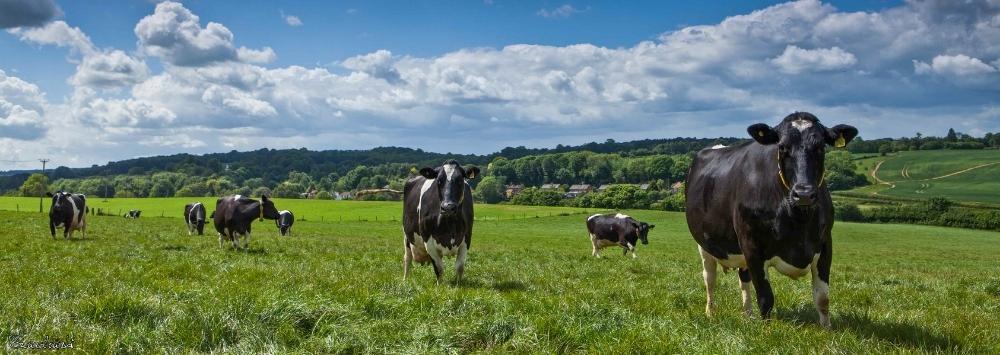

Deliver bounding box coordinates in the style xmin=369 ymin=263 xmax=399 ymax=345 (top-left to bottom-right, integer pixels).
xmin=440 ymin=202 xmax=458 ymax=216
xmin=790 ymin=184 xmax=817 ymax=206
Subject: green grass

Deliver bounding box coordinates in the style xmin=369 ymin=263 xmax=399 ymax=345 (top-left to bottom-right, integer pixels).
xmin=0 ymin=197 xmax=592 ymax=222
xmin=1 ymin=202 xmax=998 ymax=352
xmin=847 ymin=150 xmax=1000 ymax=206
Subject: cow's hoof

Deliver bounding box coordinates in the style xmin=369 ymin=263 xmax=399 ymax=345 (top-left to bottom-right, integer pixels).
xmin=705 ymin=304 xmax=715 ymax=317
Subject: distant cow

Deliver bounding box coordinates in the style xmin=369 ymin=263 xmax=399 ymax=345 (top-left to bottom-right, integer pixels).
xmin=402 ymin=160 xmax=480 ymax=283
xmin=276 ymin=210 xmax=294 ymax=236
xmin=184 ymin=202 xmax=207 ymax=235
xmin=124 ymin=210 xmax=141 ymax=219
xmin=586 ymin=213 xmax=654 ymax=258
xmin=213 ymin=195 xmax=280 ymax=250
xmin=47 ymin=191 xmax=87 ymax=239
xmin=685 ymin=112 xmax=857 ymax=328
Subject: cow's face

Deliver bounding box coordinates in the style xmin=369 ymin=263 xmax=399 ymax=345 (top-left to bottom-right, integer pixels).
xmin=419 ymin=160 xmax=480 ymax=217
xmin=637 ymin=222 xmax=654 ymax=245
xmin=47 ymin=191 xmax=74 ymax=216
xmin=748 ymin=112 xmax=857 ymax=206
xmin=260 ymin=195 xmax=281 ymax=219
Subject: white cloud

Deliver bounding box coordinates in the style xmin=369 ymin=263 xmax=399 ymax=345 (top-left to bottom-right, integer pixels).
xmin=5 ymin=0 xmax=1000 ymax=167
xmin=537 ymin=5 xmax=586 ymax=19
xmin=0 ymin=69 xmax=47 ymax=139
xmin=11 ymin=20 xmax=94 ymax=55
xmin=237 ymin=46 xmax=276 ymax=64
xmin=771 ymin=45 xmax=858 ymax=74
xmin=284 ymin=14 xmax=302 ymax=27
xmin=914 ymin=54 xmax=997 ymax=76
xmin=0 ymin=0 xmax=60 ymax=29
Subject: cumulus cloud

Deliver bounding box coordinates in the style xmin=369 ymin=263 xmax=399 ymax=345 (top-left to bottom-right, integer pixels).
xmin=12 ymin=20 xmax=94 ymax=55
xmin=6 ymin=0 xmax=1000 ymax=165
xmin=536 ymin=5 xmax=586 ymax=19
xmin=0 ymin=70 xmax=47 ymax=140
xmin=771 ymin=45 xmax=858 ymax=74
xmin=0 ymin=0 xmax=60 ymax=29
xmin=283 ymin=14 xmax=302 ymax=27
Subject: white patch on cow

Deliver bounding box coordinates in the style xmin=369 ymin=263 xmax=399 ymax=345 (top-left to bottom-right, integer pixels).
xmin=417 ymin=179 xmax=434 ymax=214
xmin=765 ymin=254 xmax=818 ymax=279
xmin=233 ymin=195 xmax=242 ymax=201
xmin=739 ymin=279 xmax=753 ymax=316
xmin=626 ymin=242 xmax=637 ymax=258
xmin=443 ymin=163 xmax=459 ymax=181
xmin=711 ymin=144 xmax=727 ymax=149
xmin=791 ymin=119 xmax=813 ymax=132
xmin=587 ymin=214 xmax=601 ymax=221
xmin=68 ymin=197 xmax=82 ymax=230
xmin=614 ymin=213 xmax=630 ymax=219
xmin=811 ymin=256 xmax=831 ymax=328
xmin=717 ymin=254 xmax=747 ymax=269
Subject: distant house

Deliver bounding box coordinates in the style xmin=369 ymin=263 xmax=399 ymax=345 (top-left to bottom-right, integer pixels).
xmin=540 ymin=183 xmax=564 ymax=191
xmin=505 ymin=184 xmax=525 ymax=199
xmin=597 ymin=184 xmax=613 ymax=192
xmin=639 ymin=183 xmax=652 ymax=191
xmin=334 ymin=191 xmax=353 ymax=200
xmin=565 ymin=184 xmax=593 ymax=198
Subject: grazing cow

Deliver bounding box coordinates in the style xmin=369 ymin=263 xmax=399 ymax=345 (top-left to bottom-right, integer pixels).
xmin=47 ymin=191 xmax=87 ymax=239
xmin=402 ymin=160 xmax=480 ymax=283
xmin=124 ymin=210 xmax=141 ymax=219
xmin=586 ymin=213 xmax=655 ymax=258
xmin=212 ymin=195 xmax=280 ymax=250
xmin=184 ymin=202 xmax=207 ymax=235
xmin=685 ymin=112 xmax=857 ymax=328
xmin=276 ymin=210 xmax=294 ymax=236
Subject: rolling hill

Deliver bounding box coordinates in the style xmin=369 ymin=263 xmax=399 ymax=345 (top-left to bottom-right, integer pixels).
xmin=847 ymin=150 xmax=1000 ymax=205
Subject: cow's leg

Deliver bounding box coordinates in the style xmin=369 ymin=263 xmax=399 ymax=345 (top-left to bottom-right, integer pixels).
xmin=80 ymin=221 xmax=86 ymax=238
xmin=698 ymin=245 xmax=718 ymax=316
xmin=187 ymin=221 xmax=193 ymax=236
xmin=64 ymin=225 xmax=71 ymax=239
xmin=425 ymin=240 xmax=445 ymax=284
xmin=813 ymin=242 xmax=832 ymax=328
xmin=403 ymin=236 xmax=413 ymax=280
xmin=627 ymin=243 xmax=637 ymax=259
xmin=738 ymin=268 xmax=753 ymax=317
xmin=454 ymin=242 xmax=469 ymax=284
xmin=231 ymin=232 xmax=240 ymax=250
xmin=50 ymin=222 xmax=56 ymax=239
xmin=590 ymin=234 xmax=601 ymax=258
xmin=747 ymin=255 xmax=775 ymax=320
xmin=243 ymin=231 xmax=251 ymax=250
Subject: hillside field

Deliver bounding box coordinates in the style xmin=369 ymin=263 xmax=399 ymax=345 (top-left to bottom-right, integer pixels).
xmin=848 ymin=150 xmax=1000 ymax=206
xmin=1 ymin=199 xmax=998 ymax=352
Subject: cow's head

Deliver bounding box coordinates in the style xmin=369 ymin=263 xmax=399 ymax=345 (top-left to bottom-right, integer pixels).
xmin=419 ymin=160 xmax=480 ymax=217
xmin=46 ymin=191 xmax=74 ymax=215
xmin=636 ymin=222 xmax=654 ymax=245
xmin=748 ymin=112 xmax=857 ymax=207
xmin=260 ymin=195 xmax=281 ymax=220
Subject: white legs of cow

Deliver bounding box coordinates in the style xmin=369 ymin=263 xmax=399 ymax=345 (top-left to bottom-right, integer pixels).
xmin=698 ymin=246 xmax=718 ymax=316
xmin=811 ymin=262 xmax=831 ymax=328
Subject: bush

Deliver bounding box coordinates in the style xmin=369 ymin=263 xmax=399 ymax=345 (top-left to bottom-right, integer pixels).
xmin=833 ymin=202 xmax=864 ymax=222
xmin=316 ymin=191 xmax=333 ymax=200
xmin=509 ymin=188 xmax=564 ymax=206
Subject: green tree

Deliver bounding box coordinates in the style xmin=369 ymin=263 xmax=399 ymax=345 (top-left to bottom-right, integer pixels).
xmin=473 ymin=175 xmax=507 ymax=204
xmin=19 ymin=173 xmax=49 ymax=197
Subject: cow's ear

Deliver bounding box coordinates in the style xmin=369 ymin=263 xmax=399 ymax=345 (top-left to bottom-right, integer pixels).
xmin=419 ymin=167 xmax=437 ymax=179
xmin=465 ymin=166 xmax=480 ymax=179
xmin=748 ymin=123 xmax=779 ymax=145
xmin=261 ymin=195 xmax=270 ymax=202
xmin=827 ymin=124 xmax=858 ymax=148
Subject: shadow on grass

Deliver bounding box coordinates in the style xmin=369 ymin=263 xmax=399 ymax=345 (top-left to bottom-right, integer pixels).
xmin=454 ymin=279 xmax=528 ymax=292
xmin=67 ymin=237 xmax=95 ymax=242
xmin=161 ymin=245 xmax=189 ymax=251
xmin=781 ymin=305 xmax=960 ymax=351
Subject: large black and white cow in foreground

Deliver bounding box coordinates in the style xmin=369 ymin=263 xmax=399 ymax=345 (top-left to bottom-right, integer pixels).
xmin=685 ymin=112 xmax=857 ymax=328
xmin=586 ymin=213 xmax=654 ymax=258
xmin=47 ymin=191 xmax=87 ymax=239
xmin=276 ymin=210 xmax=294 ymax=236
xmin=213 ymin=195 xmax=280 ymax=250
xmin=402 ymin=160 xmax=480 ymax=284
xmin=184 ymin=202 xmax=207 ymax=235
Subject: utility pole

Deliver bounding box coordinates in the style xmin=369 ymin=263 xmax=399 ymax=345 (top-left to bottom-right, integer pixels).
xmin=38 ymin=158 xmax=50 ymax=213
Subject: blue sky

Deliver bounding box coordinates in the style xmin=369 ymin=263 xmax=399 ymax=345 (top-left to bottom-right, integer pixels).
xmin=1 ymin=0 xmax=998 ymax=169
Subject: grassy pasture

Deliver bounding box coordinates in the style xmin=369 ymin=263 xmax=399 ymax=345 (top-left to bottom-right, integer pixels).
xmin=850 ymin=150 xmax=1000 ymax=205
xmin=1 ymin=200 xmax=999 ymax=353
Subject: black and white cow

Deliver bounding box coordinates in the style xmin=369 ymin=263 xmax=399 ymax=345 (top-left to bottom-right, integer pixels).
xmin=586 ymin=213 xmax=654 ymax=258
xmin=47 ymin=191 xmax=87 ymax=239
xmin=402 ymin=160 xmax=480 ymax=283
xmin=124 ymin=210 xmax=141 ymax=218
xmin=685 ymin=112 xmax=857 ymax=328
xmin=212 ymin=195 xmax=280 ymax=250
xmin=276 ymin=210 xmax=294 ymax=236
xmin=184 ymin=202 xmax=206 ymax=235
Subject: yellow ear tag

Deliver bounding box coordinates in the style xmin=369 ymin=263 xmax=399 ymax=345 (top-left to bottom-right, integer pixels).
xmin=758 ymin=131 xmax=765 ymax=137
xmin=835 ymin=134 xmax=846 ymax=148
